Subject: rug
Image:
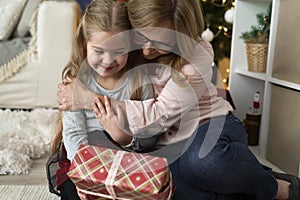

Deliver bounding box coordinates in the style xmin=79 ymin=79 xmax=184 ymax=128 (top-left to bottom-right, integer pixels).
xmin=0 ymin=185 xmax=59 ymax=200
xmin=0 ymin=109 xmax=59 ymax=175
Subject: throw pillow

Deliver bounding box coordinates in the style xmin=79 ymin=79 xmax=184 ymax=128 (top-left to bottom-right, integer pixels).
xmin=0 ymin=0 xmax=28 ymax=40
xmin=13 ymin=0 xmax=43 ymax=38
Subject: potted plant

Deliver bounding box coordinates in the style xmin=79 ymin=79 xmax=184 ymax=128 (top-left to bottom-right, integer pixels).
xmin=239 ymin=4 xmax=271 ymax=73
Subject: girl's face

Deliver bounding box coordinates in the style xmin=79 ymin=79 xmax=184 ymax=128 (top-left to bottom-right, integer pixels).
xmin=87 ymin=31 xmax=129 ymax=78
xmin=133 ymin=21 xmax=176 ymax=60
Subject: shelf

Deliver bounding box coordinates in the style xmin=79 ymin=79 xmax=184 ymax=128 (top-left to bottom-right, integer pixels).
xmin=269 ymin=77 xmax=300 ymax=92
xmin=271 ymin=0 xmax=300 ymax=85
xmin=230 ymin=0 xmax=300 ymax=175
xmin=267 ymin=85 xmax=300 ymax=175
xmin=234 ymin=69 xmax=300 ymax=91
xmin=235 ymin=68 xmax=266 ymax=81
xmin=249 ymin=146 xmax=284 ymax=173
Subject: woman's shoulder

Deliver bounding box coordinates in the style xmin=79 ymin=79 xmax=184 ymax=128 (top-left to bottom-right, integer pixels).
xmin=181 ymin=40 xmax=214 ymax=77
xmin=197 ymin=40 xmax=214 ymax=59
xmin=192 ymin=40 xmax=214 ymax=62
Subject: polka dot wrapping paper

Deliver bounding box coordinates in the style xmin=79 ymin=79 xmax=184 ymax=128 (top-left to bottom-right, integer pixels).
xmin=68 ymin=144 xmax=173 ymax=199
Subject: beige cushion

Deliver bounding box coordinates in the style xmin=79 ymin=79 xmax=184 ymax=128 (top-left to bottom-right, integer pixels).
xmin=13 ymin=0 xmax=43 ymax=37
xmin=0 ymin=0 xmax=28 ymax=40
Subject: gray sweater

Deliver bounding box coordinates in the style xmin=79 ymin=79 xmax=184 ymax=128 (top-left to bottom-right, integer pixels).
xmin=63 ymin=67 xmax=157 ymax=161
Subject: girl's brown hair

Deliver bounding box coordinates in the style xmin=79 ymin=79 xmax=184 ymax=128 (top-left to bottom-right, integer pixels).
xmin=51 ymin=0 xmax=131 ymax=154
xmin=62 ymin=0 xmax=131 ymax=80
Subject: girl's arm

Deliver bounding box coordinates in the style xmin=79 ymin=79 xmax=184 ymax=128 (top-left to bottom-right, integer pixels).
xmin=94 ymin=96 xmax=132 ymax=145
xmin=94 ymin=72 xmax=159 ymax=151
xmin=59 ymin=42 xmax=214 ymax=136
xmin=62 ymin=110 xmax=88 ymax=161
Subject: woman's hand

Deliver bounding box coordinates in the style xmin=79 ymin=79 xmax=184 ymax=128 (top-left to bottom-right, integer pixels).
xmin=94 ymin=96 xmax=131 ymax=145
xmin=57 ymin=77 xmax=74 ymax=111
xmin=57 ymin=77 xmax=95 ymax=111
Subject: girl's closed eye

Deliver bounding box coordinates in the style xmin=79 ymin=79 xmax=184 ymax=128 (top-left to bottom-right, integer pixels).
xmin=93 ymin=47 xmax=126 ymax=56
xmin=95 ymin=50 xmax=104 ymax=54
xmin=113 ymin=48 xmax=127 ymax=56
xmin=93 ymin=46 xmax=104 ymax=54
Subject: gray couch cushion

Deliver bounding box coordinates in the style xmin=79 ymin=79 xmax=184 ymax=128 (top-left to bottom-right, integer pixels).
xmin=0 ymin=0 xmax=27 ymax=40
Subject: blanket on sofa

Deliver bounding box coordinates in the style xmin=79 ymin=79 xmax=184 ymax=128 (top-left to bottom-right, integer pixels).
xmin=0 ymin=37 xmax=31 ymax=67
xmin=0 ymin=5 xmax=38 ymax=83
xmin=0 ymin=37 xmax=31 ymax=82
xmin=0 ymin=36 xmax=34 ymax=83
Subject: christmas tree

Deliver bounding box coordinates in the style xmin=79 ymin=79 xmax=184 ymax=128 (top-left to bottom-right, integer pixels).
xmin=239 ymin=3 xmax=272 ymax=44
xmin=200 ymin=0 xmax=234 ymax=61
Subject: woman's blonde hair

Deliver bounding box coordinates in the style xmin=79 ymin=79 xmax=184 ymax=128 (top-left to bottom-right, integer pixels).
xmin=127 ymin=0 xmax=205 ymax=72
xmin=51 ymin=0 xmax=131 ymax=154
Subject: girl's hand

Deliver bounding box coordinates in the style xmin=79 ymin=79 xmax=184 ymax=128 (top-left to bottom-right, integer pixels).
xmin=57 ymin=77 xmax=94 ymax=111
xmin=94 ymin=96 xmax=131 ymax=145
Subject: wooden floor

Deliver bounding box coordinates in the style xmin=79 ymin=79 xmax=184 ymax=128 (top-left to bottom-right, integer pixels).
xmin=0 ymin=146 xmax=285 ymax=200
xmin=0 ymin=185 xmax=59 ymax=200
xmin=0 ymin=147 xmax=284 ymax=186
xmin=249 ymin=146 xmax=284 ymax=173
xmin=0 ymin=157 xmax=59 ymax=199
xmin=0 ymin=157 xmax=49 ymax=185
xmin=0 ymin=146 xmax=287 ymax=200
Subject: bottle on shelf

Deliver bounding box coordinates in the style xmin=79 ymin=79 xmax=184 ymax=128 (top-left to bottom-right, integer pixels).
xmin=252 ymin=90 xmax=261 ymax=113
xmin=244 ymin=90 xmax=262 ymax=146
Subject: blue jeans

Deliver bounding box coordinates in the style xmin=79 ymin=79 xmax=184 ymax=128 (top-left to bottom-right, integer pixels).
xmin=169 ymin=114 xmax=278 ymax=200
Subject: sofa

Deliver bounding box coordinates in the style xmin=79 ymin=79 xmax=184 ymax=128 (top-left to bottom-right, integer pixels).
xmin=0 ymin=0 xmax=81 ymax=109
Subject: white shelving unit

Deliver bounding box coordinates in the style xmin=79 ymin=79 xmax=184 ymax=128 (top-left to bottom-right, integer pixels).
xmin=229 ymin=0 xmax=300 ymax=175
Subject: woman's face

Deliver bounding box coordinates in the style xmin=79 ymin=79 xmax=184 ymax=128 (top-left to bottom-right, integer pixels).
xmin=133 ymin=21 xmax=176 ymax=60
xmin=86 ymin=31 xmax=129 ymax=78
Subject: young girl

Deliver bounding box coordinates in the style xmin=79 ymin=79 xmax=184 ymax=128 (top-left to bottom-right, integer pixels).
xmin=50 ymin=0 xmax=157 ymax=199
xmin=58 ymin=0 xmax=300 ymax=200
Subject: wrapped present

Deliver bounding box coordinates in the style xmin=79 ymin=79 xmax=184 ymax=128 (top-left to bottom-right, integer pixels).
xmin=67 ymin=144 xmax=173 ymax=200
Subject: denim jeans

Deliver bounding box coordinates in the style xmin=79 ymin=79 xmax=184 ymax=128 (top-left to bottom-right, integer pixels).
xmin=169 ymin=114 xmax=278 ymax=200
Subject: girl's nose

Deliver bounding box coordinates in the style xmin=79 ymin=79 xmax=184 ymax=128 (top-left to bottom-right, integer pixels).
xmin=102 ymin=53 xmax=114 ymax=65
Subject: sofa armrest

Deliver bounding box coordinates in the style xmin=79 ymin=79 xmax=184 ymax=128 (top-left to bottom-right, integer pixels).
xmin=36 ymin=1 xmax=80 ymax=62
xmin=0 ymin=1 xmax=81 ymax=109
xmin=35 ymin=1 xmax=81 ymax=107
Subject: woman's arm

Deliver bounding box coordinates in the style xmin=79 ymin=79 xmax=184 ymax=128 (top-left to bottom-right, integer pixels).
xmin=57 ymin=77 xmax=95 ymax=111
xmin=58 ymin=42 xmax=214 ymax=136
xmin=113 ymin=41 xmax=215 ymax=135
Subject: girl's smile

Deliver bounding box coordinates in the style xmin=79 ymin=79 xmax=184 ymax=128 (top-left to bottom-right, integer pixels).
xmin=86 ymin=31 xmax=129 ymax=78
